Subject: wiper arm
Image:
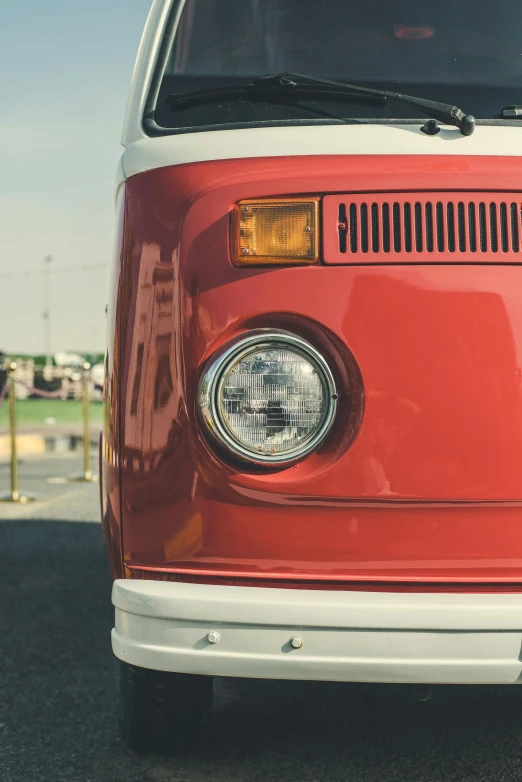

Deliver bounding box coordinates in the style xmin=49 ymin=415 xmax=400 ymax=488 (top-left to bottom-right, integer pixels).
xmin=166 ymin=72 xmax=476 ymax=136
xmin=283 ymin=73 xmax=476 ymax=136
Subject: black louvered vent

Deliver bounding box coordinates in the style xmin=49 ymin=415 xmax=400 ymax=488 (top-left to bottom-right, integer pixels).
xmin=336 ymin=200 xmax=522 ymax=256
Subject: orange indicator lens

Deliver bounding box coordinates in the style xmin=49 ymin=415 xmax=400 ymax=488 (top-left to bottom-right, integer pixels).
xmin=234 ymin=198 xmax=320 ymax=265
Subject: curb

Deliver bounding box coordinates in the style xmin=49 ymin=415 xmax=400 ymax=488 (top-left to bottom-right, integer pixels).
xmin=0 ymin=434 xmax=99 ymax=457
xmin=0 ymin=434 xmax=46 ymax=456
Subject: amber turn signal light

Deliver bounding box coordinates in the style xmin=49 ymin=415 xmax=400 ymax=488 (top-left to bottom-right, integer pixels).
xmin=234 ymin=198 xmax=320 ymax=265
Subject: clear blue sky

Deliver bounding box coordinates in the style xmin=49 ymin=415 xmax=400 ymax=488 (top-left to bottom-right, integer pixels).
xmin=0 ymin=0 xmax=152 ymax=354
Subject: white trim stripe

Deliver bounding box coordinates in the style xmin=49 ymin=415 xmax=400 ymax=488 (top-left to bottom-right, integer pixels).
xmin=120 ymin=124 xmax=522 ymax=182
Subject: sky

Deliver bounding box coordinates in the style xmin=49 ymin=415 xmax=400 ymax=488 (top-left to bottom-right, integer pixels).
xmin=0 ymin=0 xmax=152 ymax=355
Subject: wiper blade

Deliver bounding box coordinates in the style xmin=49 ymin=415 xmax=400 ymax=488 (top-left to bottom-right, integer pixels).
xmin=166 ymin=77 xmax=386 ymax=112
xmin=165 ymin=76 xmax=386 ymax=127
xmin=166 ymin=72 xmax=476 ymax=136
xmin=165 ymin=74 xmax=386 ymax=111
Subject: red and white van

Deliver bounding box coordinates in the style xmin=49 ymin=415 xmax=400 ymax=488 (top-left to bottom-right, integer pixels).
xmin=102 ymin=0 xmax=522 ymax=753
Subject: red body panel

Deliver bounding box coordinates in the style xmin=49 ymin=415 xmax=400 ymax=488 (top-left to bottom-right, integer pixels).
xmin=104 ymin=155 xmax=522 ymax=586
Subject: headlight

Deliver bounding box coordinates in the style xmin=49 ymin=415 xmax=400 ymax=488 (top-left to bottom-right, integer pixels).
xmin=199 ymin=332 xmax=337 ymax=464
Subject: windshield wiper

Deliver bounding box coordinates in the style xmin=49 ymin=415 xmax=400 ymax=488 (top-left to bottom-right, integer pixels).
xmin=166 ymin=73 xmax=476 ymax=136
xmin=166 ymin=77 xmax=385 ymax=113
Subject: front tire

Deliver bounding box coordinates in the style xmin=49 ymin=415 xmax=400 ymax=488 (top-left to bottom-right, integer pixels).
xmin=119 ymin=661 xmax=213 ymax=754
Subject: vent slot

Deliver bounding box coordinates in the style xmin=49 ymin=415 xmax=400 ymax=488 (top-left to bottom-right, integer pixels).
xmin=371 ymin=203 xmax=379 ymax=253
xmin=404 ymin=203 xmax=412 ymax=252
xmin=414 ymin=203 xmax=423 ymax=252
xmin=499 ymin=203 xmax=508 ymax=252
xmin=338 ymin=203 xmax=347 ymax=254
xmin=490 ymin=203 xmax=498 ymax=252
xmin=447 ymin=203 xmax=456 ymax=252
xmin=382 ymin=204 xmax=391 ymax=253
xmin=425 ymin=203 xmax=434 ymax=253
xmin=349 ymin=203 xmax=357 ymax=254
xmin=393 ymin=203 xmax=401 ymax=253
xmin=468 ymin=203 xmax=477 ymax=252
xmin=457 ymin=202 xmax=466 ymax=252
xmin=360 ymin=203 xmax=369 ymax=253
xmin=479 ymin=203 xmax=487 ymax=252
xmin=511 ymin=203 xmax=520 ymax=252
xmin=436 ymin=202 xmax=445 ymax=252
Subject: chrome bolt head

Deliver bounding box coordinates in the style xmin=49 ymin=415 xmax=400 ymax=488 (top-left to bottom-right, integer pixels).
xmin=207 ymin=631 xmax=221 ymax=645
xmin=290 ymin=635 xmax=304 ymax=649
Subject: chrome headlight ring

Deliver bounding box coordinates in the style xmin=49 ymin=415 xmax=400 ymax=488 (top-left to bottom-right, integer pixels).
xmin=198 ymin=331 xmax=338 ymax=465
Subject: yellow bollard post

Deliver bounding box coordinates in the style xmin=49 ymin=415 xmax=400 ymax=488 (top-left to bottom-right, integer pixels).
xmin=69 ymin=362 xmax=97 ymax=483
xmin=0 ymin=362 xmax=35 ymax=503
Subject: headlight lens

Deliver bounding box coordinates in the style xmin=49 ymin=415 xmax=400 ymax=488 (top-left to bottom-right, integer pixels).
xmin=199 ymin=333 xmax=337 ymax=464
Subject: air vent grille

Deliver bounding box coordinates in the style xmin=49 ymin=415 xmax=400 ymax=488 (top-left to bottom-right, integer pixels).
xmin=323 ymin=194 xmax=522 ymax=264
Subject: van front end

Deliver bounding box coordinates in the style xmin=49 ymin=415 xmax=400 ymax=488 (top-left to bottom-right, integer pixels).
xmin=102 ymin=0 xmax=522 ymax=754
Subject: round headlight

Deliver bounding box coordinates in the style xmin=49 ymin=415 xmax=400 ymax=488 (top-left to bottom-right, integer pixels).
xmin=199 ymin=332 xmax=337 ymax=464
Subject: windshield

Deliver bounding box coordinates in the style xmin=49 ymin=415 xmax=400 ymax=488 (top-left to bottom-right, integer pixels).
xmin=151 ymin=0 xmax=522 ymax=131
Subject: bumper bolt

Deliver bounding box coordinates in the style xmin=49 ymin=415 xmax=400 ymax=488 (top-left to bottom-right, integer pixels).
xmin=207 ymin=631 xmax=221 ymax=645
xmin=290 ymin=635 xmax=304 ymax=649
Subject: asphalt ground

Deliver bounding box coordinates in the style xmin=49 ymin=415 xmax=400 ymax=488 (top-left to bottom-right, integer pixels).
xmin=2 ymin=454 xmax=522 ymax=781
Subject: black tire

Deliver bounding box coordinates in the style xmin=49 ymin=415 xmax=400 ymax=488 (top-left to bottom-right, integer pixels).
xmin=119 ymin=661 xmax=213 ymax=755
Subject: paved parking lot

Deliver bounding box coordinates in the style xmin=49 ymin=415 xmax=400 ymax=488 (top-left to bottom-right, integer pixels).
xmin=2 ymin=454 xmax=522 ymax=782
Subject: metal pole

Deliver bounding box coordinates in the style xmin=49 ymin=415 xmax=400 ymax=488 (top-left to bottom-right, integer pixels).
xmin=9 ymin=363 xmax=19 ymax=501
xmin=69 ymin=362 xmax=97 ymax=483
xmin=0 ymin=363 xmax=35 ymax=504
xmin=82 ymin=362 xmax=92 ymax=481
xmin=43 ymin=255 xmax=53 ymax=369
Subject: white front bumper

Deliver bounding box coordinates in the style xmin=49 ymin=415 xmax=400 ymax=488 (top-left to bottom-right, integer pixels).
xmin=112 ymin=580 xmax=522 ymax=684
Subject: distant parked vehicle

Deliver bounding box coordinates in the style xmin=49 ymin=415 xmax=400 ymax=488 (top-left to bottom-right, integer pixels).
xmin=90 ymin=364 xmax=104 ymax=394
